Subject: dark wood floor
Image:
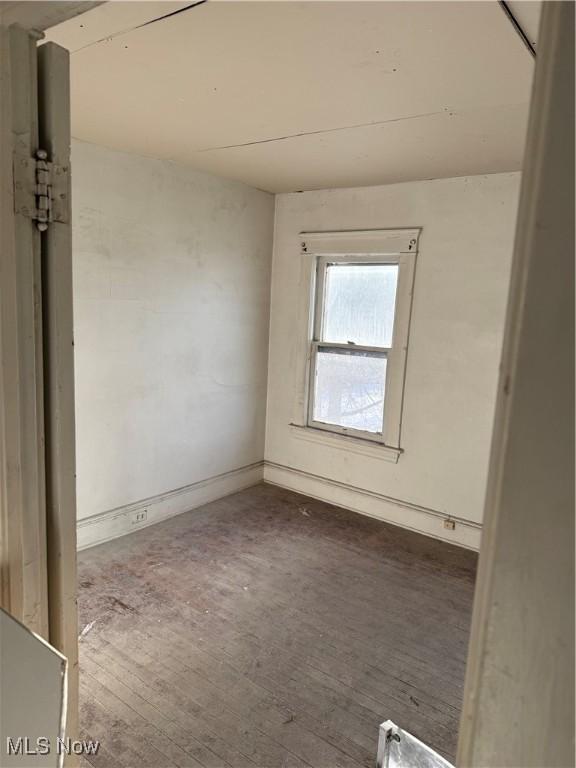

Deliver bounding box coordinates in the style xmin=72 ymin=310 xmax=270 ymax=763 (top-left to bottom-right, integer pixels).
xmin=77 ymin=483 xmax=477 ymax=768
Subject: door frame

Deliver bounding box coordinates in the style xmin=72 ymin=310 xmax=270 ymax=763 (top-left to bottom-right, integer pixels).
xmin=0 ymin=4 xmax=93 ymax=750
xmin=0 ymin=20 xmax=48 ymax=640
xmin=457 ymin=2 xmax=574 ymax=764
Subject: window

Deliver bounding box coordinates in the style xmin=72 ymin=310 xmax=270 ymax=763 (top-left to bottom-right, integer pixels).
xmin=310 ymin=258 xmax=398 ymax=436
xmin=302 ymin=229 xmax=419 ymax=449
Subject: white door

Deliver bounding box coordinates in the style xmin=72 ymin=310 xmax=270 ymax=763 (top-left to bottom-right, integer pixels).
xmin=0 ymin=607 xmax=68 ymax=768
xmin=0 ymin=21 xmax=78 ymax=744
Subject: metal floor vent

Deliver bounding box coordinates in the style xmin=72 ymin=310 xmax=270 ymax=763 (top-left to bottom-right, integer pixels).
xmin=377 ymin=721 xmax=455 ymax=768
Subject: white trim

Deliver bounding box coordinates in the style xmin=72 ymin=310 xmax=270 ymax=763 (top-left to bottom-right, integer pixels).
xmin=457 ymin=3 xmax=575 ymax=764
xmin=290 ymin=250 xmax=317 ymax=427
xmin=300 ymin=228 xmax=420 ymax=256
xmin=289 ymin=423 xmax=401 ymax=463
xmin=300 ymin=230 xmax=419 ymax=449
xmin=38 ymin=39 xmax=79 ymax=747
xmin=0 ymin=24 xmax=49 ymax=637
xmin=263 ymin=460 xmax=482 ymax=551
xmin=76 ymin=457 xmax=481 ymax=553
xmin=384 ymin=249 xmax=417 ymax=447
xmin=77 ymin=462 xmax=264 ymax=550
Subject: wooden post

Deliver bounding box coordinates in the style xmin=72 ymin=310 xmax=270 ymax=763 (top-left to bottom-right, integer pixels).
xmin=0 ymin=24 xmax=49 ymax=639
xmin=38 ymin=41 xmax=79 ymax=748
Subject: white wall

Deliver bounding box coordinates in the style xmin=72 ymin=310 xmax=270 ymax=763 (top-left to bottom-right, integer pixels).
xmin=72 ymin=140 xmax=274 ymax=545
xmin=264 ymin=173 xmax=520 ymax=549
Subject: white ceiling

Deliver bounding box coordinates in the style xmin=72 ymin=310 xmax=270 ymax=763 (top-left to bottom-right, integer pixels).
xmin=506 ymin=0 xmax=541 ymax=49
xmin=46 ymin=1 xmax=538 ymax=193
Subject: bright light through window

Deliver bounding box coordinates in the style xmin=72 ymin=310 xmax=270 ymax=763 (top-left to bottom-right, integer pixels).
xmin=310 ymin=260 xmax=399 ymax=438
xmin=313 ymin=348 xmax=388 ymax=433
xmin=323 ymin=264 xmax=398 ymax=347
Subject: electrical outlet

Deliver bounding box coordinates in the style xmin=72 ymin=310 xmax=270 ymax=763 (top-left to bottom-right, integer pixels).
xmin=132 ymin=509 xmax=147 ymax=525
xmin=443 ymin=518 xmax=456 ymax=531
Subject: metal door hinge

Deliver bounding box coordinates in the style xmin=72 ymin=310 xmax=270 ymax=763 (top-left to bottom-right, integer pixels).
xmin=13 ymin=149 xmax=69 ymax=231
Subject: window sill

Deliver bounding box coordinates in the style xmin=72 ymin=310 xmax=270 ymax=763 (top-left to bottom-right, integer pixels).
xmin=289 ymin=423 xmax=402 ymax=464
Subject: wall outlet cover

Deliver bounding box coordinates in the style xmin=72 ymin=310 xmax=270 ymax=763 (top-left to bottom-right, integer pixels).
xmin=132 ymin=509 xmax=147 ymax=524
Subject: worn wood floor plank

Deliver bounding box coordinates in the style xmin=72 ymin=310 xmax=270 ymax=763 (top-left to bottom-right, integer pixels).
xmin=78 ymin=483 xmax=477 ymax=766
xmin=107 ymin=623 xmax=373 ymax=767
xmin=81 ymin=654 xmax=237 ymax=768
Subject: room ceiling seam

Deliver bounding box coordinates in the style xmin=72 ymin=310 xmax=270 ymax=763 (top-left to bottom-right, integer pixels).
xmin=498 ymin=0 xmax=537 ymax=57
xmin=195 ymin=103 xmax=529 ymax=154
xmin=197 ymin=110 xmax=450 ymax=153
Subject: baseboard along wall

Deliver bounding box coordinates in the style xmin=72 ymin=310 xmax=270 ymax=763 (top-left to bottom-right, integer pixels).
xmin=76 ymin=461 xmax=265 ymax=550
xmin=263 ymin=461 xmax=482 ymax=551
xmin=76 ymin=459 xmax=481 ymax=551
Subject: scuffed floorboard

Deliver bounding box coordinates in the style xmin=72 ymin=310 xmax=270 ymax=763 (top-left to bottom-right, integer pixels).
xmin=77 ymin=483 xmax=477 ymax=767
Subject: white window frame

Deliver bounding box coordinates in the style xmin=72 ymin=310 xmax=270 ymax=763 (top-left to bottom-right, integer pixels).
xmin=299 ymin=229 xmax=420 ymax=451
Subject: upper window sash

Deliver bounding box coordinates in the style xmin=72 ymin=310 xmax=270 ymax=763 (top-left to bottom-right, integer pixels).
xmin=313 ymin=254 xmax=400 ymax=346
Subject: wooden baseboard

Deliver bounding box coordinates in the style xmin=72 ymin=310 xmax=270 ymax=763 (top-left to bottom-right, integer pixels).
xmin=77 ymin=458 xmax=481 ymax=552
xmin=76 ymin=461 xmax=264 ymax=550
xmin=263 ymin=461 xmax=482 ymax=550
